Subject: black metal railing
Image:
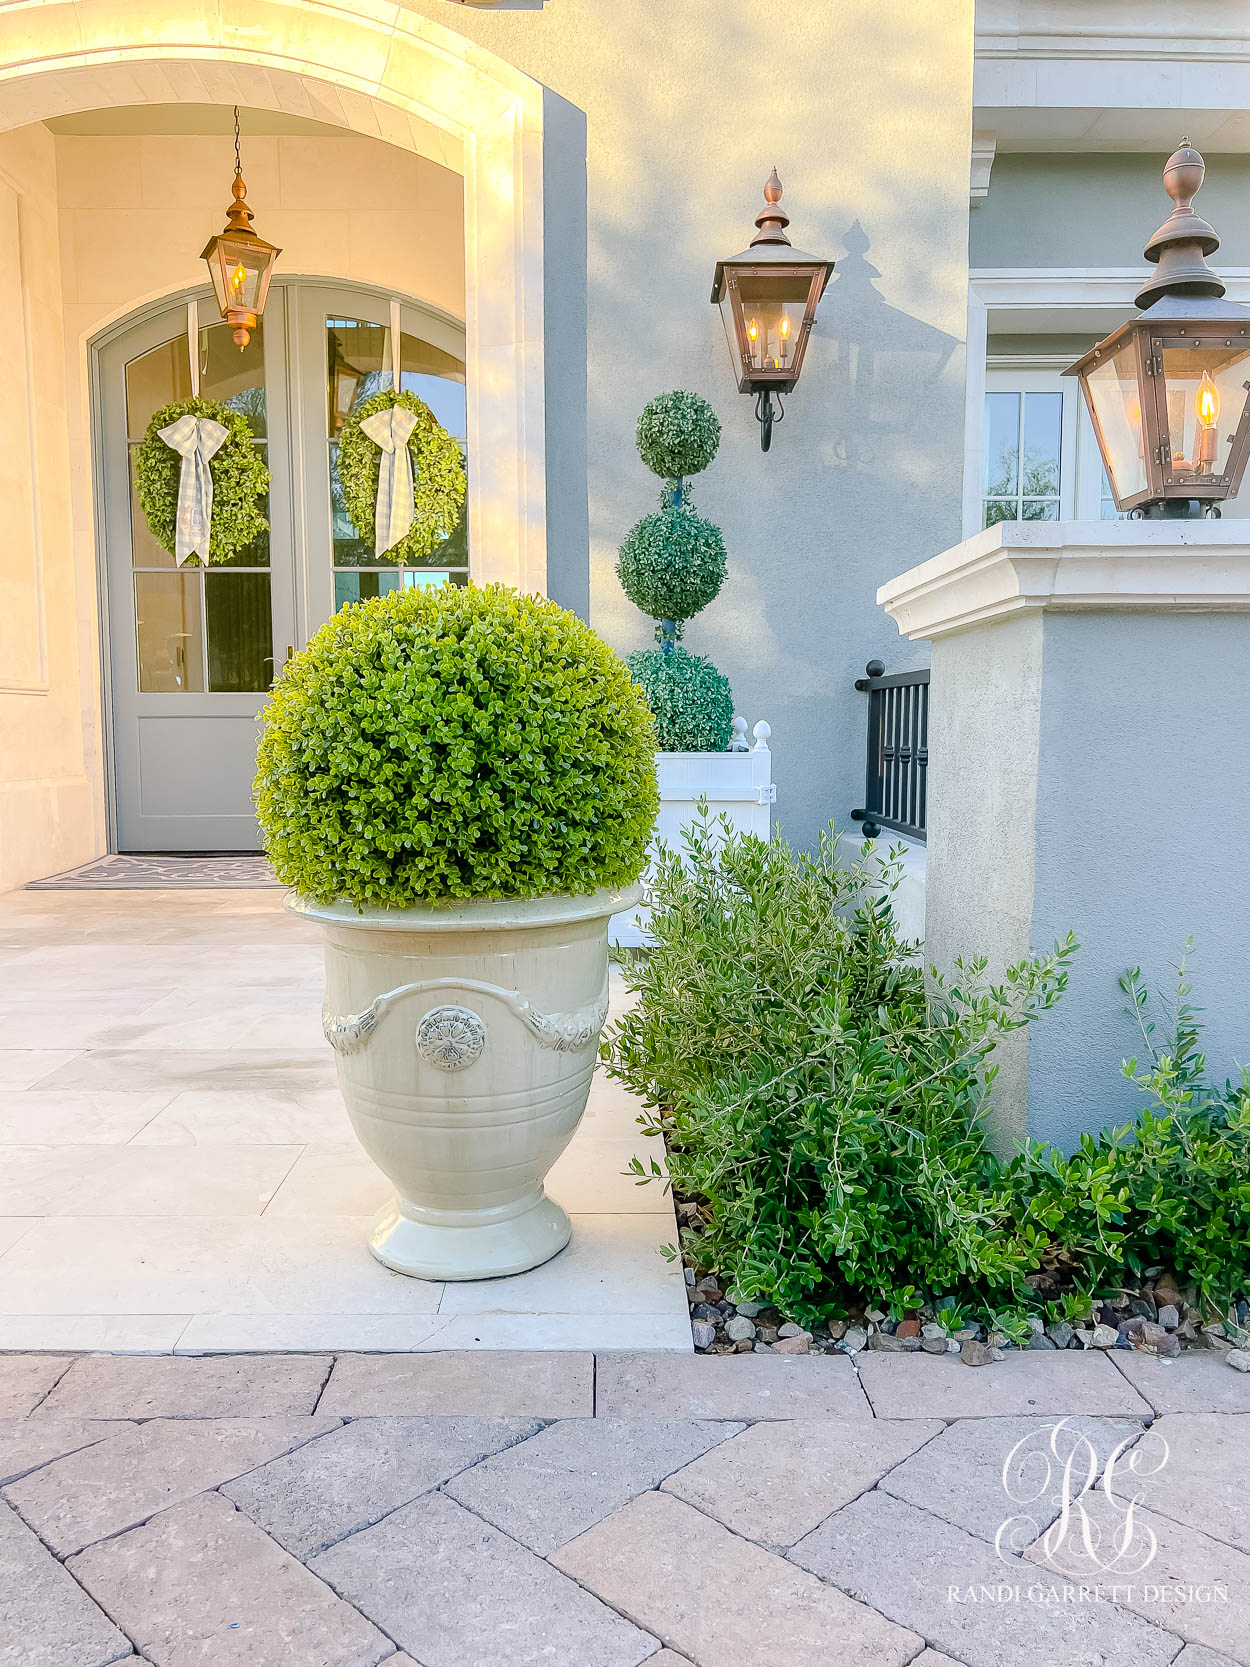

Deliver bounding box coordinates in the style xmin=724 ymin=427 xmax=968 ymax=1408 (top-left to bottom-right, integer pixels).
xmin=850 ymin=660 xmax=929 ymax=843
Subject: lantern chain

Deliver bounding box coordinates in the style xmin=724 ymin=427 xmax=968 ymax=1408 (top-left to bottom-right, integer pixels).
xmin=233 ymin=106 xmax=242 ymax=180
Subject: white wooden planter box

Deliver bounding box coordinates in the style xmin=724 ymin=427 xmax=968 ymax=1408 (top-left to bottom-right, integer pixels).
xmin=610 ymin=718 xmax=774 ymax=948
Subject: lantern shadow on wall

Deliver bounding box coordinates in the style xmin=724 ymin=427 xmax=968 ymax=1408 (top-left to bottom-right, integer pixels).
xmin=812 ymin=220 xmax=959 ymax=472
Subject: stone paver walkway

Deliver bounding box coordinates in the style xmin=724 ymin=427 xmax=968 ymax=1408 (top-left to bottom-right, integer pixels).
xmin=1 ymin=1347 xmax=1246 ymax=1667
xmin=0 ymin=889 xmax=687 ymax=1353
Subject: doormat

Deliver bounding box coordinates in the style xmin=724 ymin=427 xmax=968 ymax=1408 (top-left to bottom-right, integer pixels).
xmin=28 ymin=854 xmax=282 ymax=890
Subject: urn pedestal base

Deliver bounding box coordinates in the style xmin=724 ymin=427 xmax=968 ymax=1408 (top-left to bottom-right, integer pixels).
xmin=370 ymin=1191 xmax=572 ymax=1281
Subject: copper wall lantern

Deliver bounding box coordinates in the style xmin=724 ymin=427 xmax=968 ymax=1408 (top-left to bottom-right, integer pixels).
xmin=200 ymin=108 xmax=281 ymax=351
xmin=1065 ymin=141 xmax=1250 ymax=518
xmin=711 ymin=170 xmax=834 ymax=450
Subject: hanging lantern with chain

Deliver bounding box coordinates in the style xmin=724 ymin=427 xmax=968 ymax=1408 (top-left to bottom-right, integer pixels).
xmin=200 ymin=108 xmax=281 ymax=351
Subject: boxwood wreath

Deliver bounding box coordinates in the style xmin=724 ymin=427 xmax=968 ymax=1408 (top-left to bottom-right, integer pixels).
xmin=133 ymin=397 xmax=269 ymax=565
xmin=337 ymin=389 xmax=466 ymax=563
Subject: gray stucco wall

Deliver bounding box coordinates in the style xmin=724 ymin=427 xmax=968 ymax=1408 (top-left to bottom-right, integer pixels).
xmin=972 ymin=153 xmax=1250 ymax=272
xmin=1027 ymin=610 xmax=1250 ymax=1151
xmin=401 ymin=0 xmax=974 ymax=847
xmin=926 ymin=603 xmax=1250 ymax=1154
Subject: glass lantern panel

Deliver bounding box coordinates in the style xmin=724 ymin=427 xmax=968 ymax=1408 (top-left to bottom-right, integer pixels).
xmin=1159 ymin=340 xmax=1250 ymax=481
xmin=1084 ymin=343 xmax=1149 ymax=504
xmin=733 ymin=271 xmax=811 ymax=376
xmin=215 ymin=240 xmax=269 ymax=314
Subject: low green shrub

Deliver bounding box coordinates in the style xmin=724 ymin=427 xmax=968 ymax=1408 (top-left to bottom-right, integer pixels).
xmin=606 ymin=814 xmax=1249 ymax=1331
xmin=256 ymin=584 xmax=659 ymax=907
xmin=626 ymin=647 xmax=734 ymax=753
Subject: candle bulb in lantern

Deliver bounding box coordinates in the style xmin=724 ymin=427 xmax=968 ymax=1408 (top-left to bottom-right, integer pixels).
xmin=1195 ymin=370 xmax=1220 ymax=470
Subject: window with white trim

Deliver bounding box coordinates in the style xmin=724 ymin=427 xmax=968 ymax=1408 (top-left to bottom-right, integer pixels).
xmin=984 ymin=365 xmax=1124 ymax=525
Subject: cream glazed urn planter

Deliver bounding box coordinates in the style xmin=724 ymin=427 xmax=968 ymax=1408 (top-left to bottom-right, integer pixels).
xmin=291 ymin=884 xmax=640 ymax=1281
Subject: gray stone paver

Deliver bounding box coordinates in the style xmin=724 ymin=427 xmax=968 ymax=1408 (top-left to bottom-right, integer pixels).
xmin=1104 ymin=1415 xmax=1250 ymax=1553
xmin=909 ymin=1655 xmax=965 ymax=1666
xmin=445 ymin=1416 xmax=740 ymax=1555
xmin=0 ymin=1355 xmax=69 ymax=1416
xmin=1175 ymin=1648 xmax=1242 ymax=1667
xmin=1109 ymin=1350 xmax=1250 ymax=1415
xmin=5 ymin=1416 xmax=339 ymax=1555
xmin=790 ymin=1490 xmax=1182 ymax=1667
xmin=224 ymin=1415 xmax=543 ymax=1557
xmin=857 ymin=1348 xmax=1154 ymax=1420
xmin=661 ymin=1416 xmax=944 ymax=1550
xmin=0 ymin=1417 xmax=134 ymax=1484
xmin=595 ymin=1350 xmax=871 ymax=1419
xmin=1023 ymin=1492 xmax=1250 ymax=1664
xmin=319 ymin=1351 xmax=593 ymax=1417
xmin=0 ymin=1500 xmax=133 ymax=1667
xmin=69 ymin=1491 xmax=391 ymax=1667
xmin=879 ymin=1414 xmax=1149 ymax=1542
xmin=552 ymin=1487 xmax=923 ymax=1666
xmin=311 ymin=1489 xmax=658 ymax=1667
xmin=38 ymin=1353 xmax=332 ymax=1419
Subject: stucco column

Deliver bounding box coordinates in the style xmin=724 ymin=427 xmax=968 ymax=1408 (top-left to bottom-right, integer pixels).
xmin=879 ymin=521 xmax=1250 ymax=1153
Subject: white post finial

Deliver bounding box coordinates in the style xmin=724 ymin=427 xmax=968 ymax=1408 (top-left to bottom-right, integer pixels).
xmin=728 ymin=716 xmax=749 ymax=753
xmin=752 ymin=720 xmax=772 ymax=752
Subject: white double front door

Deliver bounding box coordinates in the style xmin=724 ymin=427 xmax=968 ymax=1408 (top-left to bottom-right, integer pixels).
xmin=96 ymin=280 xmax=468 ymax=851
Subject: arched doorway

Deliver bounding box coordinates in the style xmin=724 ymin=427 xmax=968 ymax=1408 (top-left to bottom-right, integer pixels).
xmin=95 ymin=281 xmax=468 ymax=849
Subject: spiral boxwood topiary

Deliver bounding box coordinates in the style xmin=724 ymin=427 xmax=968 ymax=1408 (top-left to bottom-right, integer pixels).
xmin=337 ymin=388 xmax=467 ymax=564
xmin=256 ymin=584 xmax=659 ymax=908
xmin=636 ymin=391 xmax=722 ymax=481
xmin=617 ymin=506 xmax=728 ymax=624
xmin=626 ymin=647 xmax=734 ymax=753
xmin=133 ymin=396 xmax=269 ymax=565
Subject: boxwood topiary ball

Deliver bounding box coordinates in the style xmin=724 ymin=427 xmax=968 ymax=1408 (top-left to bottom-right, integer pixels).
xmin=617 ymin=506 xmax=727 ymax=622
xmin=627 ymin=646 xmax=734 ymax=753
xmin=636 ymin=391 xmax=721 ymax=480
xmin=256 ymin=585 xmax=659 ymax=908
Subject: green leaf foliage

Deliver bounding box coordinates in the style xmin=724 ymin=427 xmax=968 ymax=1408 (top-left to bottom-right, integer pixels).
xmin=606 ymin=813 xmax=1244 ymax=1332
xmin=636 ymin=391 xmax=721 ymax=480
xmin=337 ymin=389 xmax=467 ymax=564
xmin=627 ymin=647 xmax=734 ymax=753
xmin=617 ymin=506 xmax=728 ymax=621
xmin=255 ymin=584 xmax=659 ymax=908
xmin=132 ymin=396 xmax=269 ymax=566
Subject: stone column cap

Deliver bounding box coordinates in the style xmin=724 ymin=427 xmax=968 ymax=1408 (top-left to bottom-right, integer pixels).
xmin=880 ymin=520 xmax=1250 ymax=641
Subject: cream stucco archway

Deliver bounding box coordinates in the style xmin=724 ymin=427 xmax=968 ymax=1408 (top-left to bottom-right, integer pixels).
xmin=0 ymin=0 xmax=555 ymax=594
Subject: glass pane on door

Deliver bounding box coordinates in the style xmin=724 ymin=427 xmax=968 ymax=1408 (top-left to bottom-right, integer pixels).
xmin=124 ymin=316 xmax=274 ymax=696
xmin=324 ymin=314 xmax=469 ymax=605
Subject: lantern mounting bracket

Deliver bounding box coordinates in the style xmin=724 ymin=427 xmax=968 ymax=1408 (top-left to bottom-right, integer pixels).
xmin=755 ymin=388 xmax=784 ymax=452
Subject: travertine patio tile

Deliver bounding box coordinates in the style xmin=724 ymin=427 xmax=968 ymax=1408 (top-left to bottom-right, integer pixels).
xmin=0 ymin=1090 xmax=172 ymax=1144
xmin=319 ymin=1351 xmax=594 ymax=1417
xmin=132 ymin=1088 xmax=354 ymax=1146
xmin=27 ymin=1049 xmax=336 ymax=1096
xmin=38 ymin=1352 xmax=333 ymax=1419
xmin=661 ymin=1416 xmax=943 ymax=1549
xmin=0 ymin=1417 xmax=133 ymax=1484
xmin=0 ymin=1500 xmax=132 ymax=1667
xmin=0 ymin=1051 xmax=81 ymax=1090
xmin=790 ymin=1491 xmax=1180 ymax=1667
xmin=0 ymin=1353 xmax=68 ymax=1415
xmin=310 ymin=1490 xmax=657 ymax=1667
xmin=595 ymin=1351 xmax=872 ymax=1420
xmin=69 ymin=1491 xmax=391 ymax=1667
xmin=5 ymin=1415 xmax=339 ymax=1555
xmin=551 ymin=1488 xmax=921 ymax=1666
xmin=446 ymin=1416 xmax=739 ymax=1554
xmin=223 ymin=1415 xmax=543 ymax=1557
xmin=0 ymin=1315 xmax=190 ymax=1352
xmin=857 ymin=1349 xmax=1153 ymax=1419
xmin=1109 ymin=1350 xmax=1250 ymax=1414
xmin=1024 ymin=1492 xmax=1250 ymax=1663
xmin=879 ymin=1414 xmax=1148 ymax=1542
xmin=54 ymin=1145 xmax=302 ymax=1218
xmin=1103 ymin=1415 xmax=1250 ymax=1553
xmin=436 ymin=1215 xmax=685 ymax=1316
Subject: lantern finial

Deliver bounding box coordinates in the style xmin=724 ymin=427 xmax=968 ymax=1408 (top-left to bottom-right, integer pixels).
xmin=1136 ymin=137 xmax=1225 ymax=309
xmin=751 ymin=168 xmax=792 ymax=247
